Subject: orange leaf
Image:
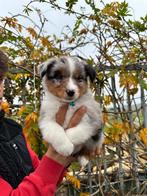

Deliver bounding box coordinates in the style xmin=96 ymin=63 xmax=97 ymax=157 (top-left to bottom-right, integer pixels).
xmin=1 ymin=101 xmax=10 ymax=114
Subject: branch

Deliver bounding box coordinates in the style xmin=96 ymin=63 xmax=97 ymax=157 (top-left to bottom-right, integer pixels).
xmin=97 ymin=62 xmax=147 ymax=71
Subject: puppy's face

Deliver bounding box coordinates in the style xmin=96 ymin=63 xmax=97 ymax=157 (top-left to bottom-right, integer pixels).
xmin=38 ymin=56 xmax=96 ymax=102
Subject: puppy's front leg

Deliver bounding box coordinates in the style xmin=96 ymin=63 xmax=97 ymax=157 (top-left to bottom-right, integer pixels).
xmin=40 ymin=121 xmax=74 ymax=156
xmin=66 ymin=123 xmax=95 ymax=146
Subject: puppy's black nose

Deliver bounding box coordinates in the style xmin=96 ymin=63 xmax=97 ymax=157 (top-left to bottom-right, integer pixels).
xmin=66 ymin=89 xmax=75 ymax=97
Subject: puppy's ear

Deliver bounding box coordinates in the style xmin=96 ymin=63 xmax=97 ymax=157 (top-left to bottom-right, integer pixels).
xmin=85 ymin=64 xmax=96 ymax=83
xmin=38 ymin=63 xmax=47 ymax=78
xmin=38 ymin=59 xmax=56 ymax=78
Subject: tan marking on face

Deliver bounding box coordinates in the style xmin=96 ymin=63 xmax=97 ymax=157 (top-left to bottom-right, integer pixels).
xmin=45 ymin=65 xmax=70 ymax=100
xmin=45 ymin=78 xmax=68 ymax=99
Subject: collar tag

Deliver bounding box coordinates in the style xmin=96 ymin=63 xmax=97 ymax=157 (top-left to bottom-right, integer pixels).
xmin=69 ymin=101 xmax=75 ymax=107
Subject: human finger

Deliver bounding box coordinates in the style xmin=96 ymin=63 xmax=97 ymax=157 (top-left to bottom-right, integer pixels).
xmin=56 ymin=103 xmax=68 ymax=126
xmin=67 ymin=106 xmax=87 ymax=129
xmin=88 ymin=146 xmax=102 ymax=159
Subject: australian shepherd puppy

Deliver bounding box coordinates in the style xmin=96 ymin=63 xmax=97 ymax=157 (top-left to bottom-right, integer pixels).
xmin=38 ymin=56 xmax=104 ymax=165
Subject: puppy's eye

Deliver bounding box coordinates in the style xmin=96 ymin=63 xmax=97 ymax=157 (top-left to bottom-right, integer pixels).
xmin=53 ymin=71 xmax=63 ymax=80
xmin=76 ymin=76 xmax=85 ymax=82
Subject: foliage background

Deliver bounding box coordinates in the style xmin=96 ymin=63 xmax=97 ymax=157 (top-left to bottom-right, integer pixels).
xmin=0 ymin=0 xmax=147 ymax=195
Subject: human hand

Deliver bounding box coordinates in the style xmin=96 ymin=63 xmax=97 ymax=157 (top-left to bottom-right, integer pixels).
xmin=56 ymin=103 xmax=86 ymax=129
xmin=46 ymin=145 xmax=75 ymax=167
xmin=78 ymin=145 xmax=102 ymax=163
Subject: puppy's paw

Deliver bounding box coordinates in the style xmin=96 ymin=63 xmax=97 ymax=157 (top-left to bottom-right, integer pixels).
xmin=66 ymin=128 xmax=76 ymax=144
xmin=57 ymin=142 xmax=74 ymax=156
xmin=66 ymin=128 xmax=85 ymax=145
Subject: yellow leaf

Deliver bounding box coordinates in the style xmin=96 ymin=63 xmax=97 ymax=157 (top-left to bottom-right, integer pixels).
xmin=66 ymin=173 xmax=81 ymax=189
xmin=102 ymin=2 xmax=119 ymax=17
xmin=18 ymin=24 xmax=22 ymax=32
xmin=24 ymin=112 xmax=38 ymax=131
xmin=105 ymin=121 xmax=130 ymax=143
xmin=89 ymin=15 xmax=101 ymax=23
xmin=103 ymin=112 xmax=109 ymax=123
xmin=104 ymin=136 xmax=112 ymax=145
xmin=108 ymin=19 xmax=121 ymax=28
xmin=2 ymin=17 xmax=17 ymax=27
xmin=119 ymin=73 xmax=138 ymax=91
xmin=27 ymin=27 xmax=37 ymax=39
xmin=25 ymin=112 xmax=38 ymax=123
xmin=139 ymin=128 xmax=147 ymax=145
xmin=40 ymin=37 xmax=51 ymax=47
xmin=25 ymin=37 xmax=34 ymax=49
xmin=103 ymin=95 xmax=112 ymax=106
xmin=80 ymin=193 xmax=90 ymax=196
xmin=105 ymin=54 xmax=115 ymax=63
xmin=1 ymin=17 xmax=22 ymax=32
xmin=30 ymin=50 xmax=41 ymax=60
xmin=18 ymin=106 xmax=26 ymax=116
xmin=1 ymin=101 xmax=10 ymax=114
xmin=15 ymin=73 xmax=30 ymax=80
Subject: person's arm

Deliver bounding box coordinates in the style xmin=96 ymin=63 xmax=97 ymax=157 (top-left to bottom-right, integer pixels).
xmin=0 ymin=105 xmax=86 ymax=196
xmin=0 ymin=154 xmax=65 ymax=196
xmin=0 ymin=142 xmax=71 ymax=196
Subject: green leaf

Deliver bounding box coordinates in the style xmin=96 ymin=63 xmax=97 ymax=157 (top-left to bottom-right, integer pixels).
xmin=66 ymin=0 xmax=78 ymax=10
xmin=117 ymin=1 xmax=131 ymax=17
xmin=72 ymin=17 xmax=82 ymax=36
xmin=140 ymin=79 xmax=147 ymax=90
xmin=23 ymin=6 xmax=33 ymax=16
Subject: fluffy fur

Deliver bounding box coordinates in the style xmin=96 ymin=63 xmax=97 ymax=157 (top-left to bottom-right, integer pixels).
xmin=38 ymin=56 xmax=104 ymax=165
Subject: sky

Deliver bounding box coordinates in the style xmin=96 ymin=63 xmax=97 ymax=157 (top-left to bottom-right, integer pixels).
xmin=0 ymin=0 xmax=147 ymax=36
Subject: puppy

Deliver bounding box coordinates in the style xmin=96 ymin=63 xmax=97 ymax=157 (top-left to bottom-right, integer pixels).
xmin=38 ymin=56 xmax=104 ymax=165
